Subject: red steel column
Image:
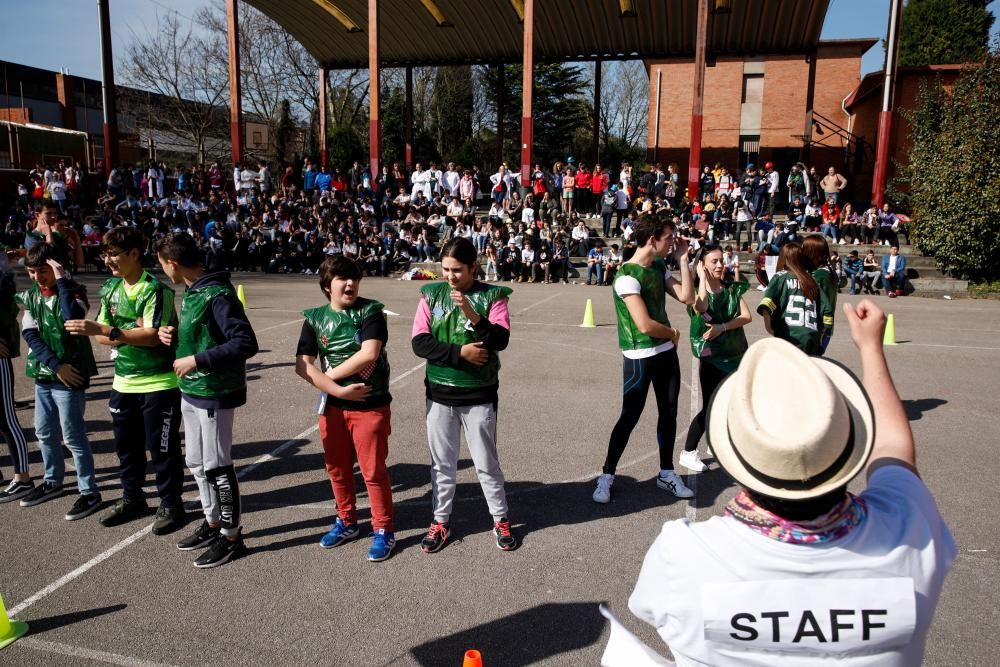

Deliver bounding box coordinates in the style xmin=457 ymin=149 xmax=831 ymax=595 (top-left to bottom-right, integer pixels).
xmin=519 ymin=0 xmax=534 ymax=187
xmin=872 ymin=0 xmax=904 ymax=207
xmin=495 ymin=64 xmax=505 ymax=166
xmin=686 ymin=0 xmax=708 ymax=200
xmin=592 ymin=59 xmax=602 ymax=165
xmin=368 ymin=0 xmax=382 ymax=178
xmin=97 ymin=0 xmax=118 ymax=173
xmin=318 ymin=67 xmax=328 ymax=166
xmin=404 ymin=66 xmax=414 ymax=170
xmin=226 ymin=0 xmax=243 ymax=167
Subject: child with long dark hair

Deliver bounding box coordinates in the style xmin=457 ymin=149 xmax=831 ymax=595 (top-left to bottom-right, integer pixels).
xmin=757 ymin=242 xmax=833 ymax=356
xmin=680 ymin=244 xmax=752 ymax=471
xmin=801 ymin=234 xmax=838 ymax=354
xmin=411 ymin=237 xmax=517 ymax=553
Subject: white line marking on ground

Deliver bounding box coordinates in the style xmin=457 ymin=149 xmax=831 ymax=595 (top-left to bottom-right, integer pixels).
xmin=10 ymin=361 xmax=429 ymax=617
xmin=514 ymin=291 xmax=563 ymax=315
xmin=255 ymin=317 xmax=304 ymax=333
xmin=902 ymin=343 xmax=1000 ymax=352
xmin=19 ymin=638 xmax=179 ymax=667
xmin=686 ymin=358 xmax=700 ymax=522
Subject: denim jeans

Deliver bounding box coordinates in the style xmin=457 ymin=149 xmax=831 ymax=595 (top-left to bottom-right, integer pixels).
xmin=34 ymin=382 xmax=97 ymax=495
xmin=845 ymin=267 xmax=861 ymax=294
xmin=587 ymin=263 xmax=604 ymax=284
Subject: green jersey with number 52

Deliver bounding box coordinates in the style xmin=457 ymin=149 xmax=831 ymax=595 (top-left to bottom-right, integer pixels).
xmin=757 ymin=271 xmax=833 ymax=356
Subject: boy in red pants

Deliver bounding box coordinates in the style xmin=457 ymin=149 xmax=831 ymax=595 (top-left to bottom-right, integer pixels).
xmin=294 ymin=256 xmax=395 ymax=562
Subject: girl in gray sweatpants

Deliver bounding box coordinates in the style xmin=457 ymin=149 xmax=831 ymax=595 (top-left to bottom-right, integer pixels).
xmin=410 ymin=238 xmax=518 ymax=553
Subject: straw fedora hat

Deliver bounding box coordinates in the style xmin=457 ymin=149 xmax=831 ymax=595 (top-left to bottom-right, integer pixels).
xmin=706 ymin=337 xmax=875 ymax=500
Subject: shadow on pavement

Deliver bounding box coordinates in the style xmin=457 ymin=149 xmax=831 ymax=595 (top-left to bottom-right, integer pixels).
xmin=902 ymin=398 xmax=947 ymax=421
xmin=409 ymin=602 xmax=606 ymax=667
xmin=24 ymin=604 xmax=127 ymax=634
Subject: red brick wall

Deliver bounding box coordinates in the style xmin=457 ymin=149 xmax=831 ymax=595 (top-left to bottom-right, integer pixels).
xmin=0 ymin=108 xmax=33 ymax=124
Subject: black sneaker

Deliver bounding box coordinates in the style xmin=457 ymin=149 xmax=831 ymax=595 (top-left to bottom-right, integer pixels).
xmin=99 ymin=497 xmax=150 ymax=527
xmin=194 ymin=533 xmax=245 ymax=569
xmin=420 ymin=520 xmax=450 ymax=554
xmin=177 ymin=520 xmax=220 ymax=551
xmin=151 ymin=505 xmax=186 ymax=536
xmin=0 ymin=479 xmax=35 ymax=504
xmin=19 ymin=481 xmax=64 ymax=507
xmin=494 ymin=517 xmax=518 ymax=551
xmin=65 ymin=493 xmax=103 ymax=521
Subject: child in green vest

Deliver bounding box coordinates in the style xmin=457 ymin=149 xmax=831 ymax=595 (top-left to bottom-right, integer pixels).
xmin=593 ymin=215 xmax=695 ymax=504
xmin=411 ymin=237 xmax=517 ymax=553
xmin=155 ymin=233 xmax=258 ymax=568
xmin=64 ymin=226 xmax=186 ymax=536
xmin=15 ymin=244 xmax=101 ymax=518
xmin=757 ymin=242 xmax=833 ymax=357
xmin=0 ymin=252 xmax=32 ymax=504
xmin=294 ymin=255 xmax=396 ymax=562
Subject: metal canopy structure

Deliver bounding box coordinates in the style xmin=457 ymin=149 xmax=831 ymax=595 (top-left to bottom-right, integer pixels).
xmin=244 ymin=0 xmax=831 ymax=68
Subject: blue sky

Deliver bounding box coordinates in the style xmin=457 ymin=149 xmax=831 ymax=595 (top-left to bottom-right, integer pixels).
xmin=0 ymin=0 xmax=998 ymax=81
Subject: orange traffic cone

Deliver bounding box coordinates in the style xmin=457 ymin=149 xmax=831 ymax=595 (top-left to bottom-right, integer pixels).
xmin=0 ymin=592 xmax=28 ymax=650
xmin=462 ymin=649 xmax=483 ymax=667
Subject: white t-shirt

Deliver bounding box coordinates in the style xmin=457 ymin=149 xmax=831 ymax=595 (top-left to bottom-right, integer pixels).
xmin=628 ymin=465 xmax=956 ymax=667
xmin=614 ymin=266 xmax=675 ymax=358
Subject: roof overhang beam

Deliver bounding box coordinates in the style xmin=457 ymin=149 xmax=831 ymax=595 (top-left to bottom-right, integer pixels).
xmin=419 ymin=0 xmax=453 ymax=27
xmin=619 ymin=0 xmax=637 ymax=18
xmin=309 ymin=0 xmax=361 ymax=32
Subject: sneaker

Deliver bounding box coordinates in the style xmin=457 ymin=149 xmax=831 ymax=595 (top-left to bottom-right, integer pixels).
xmin=592 ymin=473 xmax=614 ymax=503
xmin=19 ymin=481 xmax=64 ymax=507
xmin=657 ymin=471 xmax=695 ymax=498
xmin=420 ymin=520 xmax=450 ymax=554
xmin=367 ymin=528 xmax=396 ymax=562
xmin=177 ymin=520 xmax=221 ymax=551
xmin=888 ymin=291 xmax=896 ymax=298
xmin=756 ymin=284 xmax=766 ymax=291
xmin=0 ymin=479 xmax=34 ymax=504
xmin=151 ymin=505 xmax=186 ymax=535
xmin=100 ymin=497 xmax=149 ymax=527
xmin=895 ymin=289 xmax=903 ymax=297
xmin=319 ymin=518 xmax=360 ymax=549
xmin=194 ymin=533 xmax=245 ymax=569
xmin=494 ymin=518 xmax=518 ymax=551
xmin=65 ymin=493 xmax=102 ymax=521
xmin=679 ymin=450 xmax=708 ymax=473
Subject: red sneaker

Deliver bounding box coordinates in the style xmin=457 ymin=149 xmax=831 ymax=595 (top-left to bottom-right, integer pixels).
xmin=494 ymin=518 xmax=518 ymax=551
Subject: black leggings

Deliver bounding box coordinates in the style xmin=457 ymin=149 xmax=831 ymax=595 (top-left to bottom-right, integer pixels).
xmin=0 ymin=357 xmax=29 ymax=475
xmin=603 ymin=348 xmax=680 ymax=474
xmin=684 ymin=359 xmax=730 ymax=453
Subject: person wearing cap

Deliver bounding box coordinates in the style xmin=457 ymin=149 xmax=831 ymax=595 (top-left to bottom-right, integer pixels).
xmin=625 ymin=303 xmax=955 ymax=665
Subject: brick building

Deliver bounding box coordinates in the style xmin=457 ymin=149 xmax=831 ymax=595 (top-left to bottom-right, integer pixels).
xmin=646 ymin=39 xmax=877 ymax=198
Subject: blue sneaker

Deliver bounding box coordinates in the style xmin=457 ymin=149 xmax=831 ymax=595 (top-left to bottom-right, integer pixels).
xmin=367 ymin=528 xmax=396 ymax=562
xmin=319 ymin=518 xmax=360 ymax=549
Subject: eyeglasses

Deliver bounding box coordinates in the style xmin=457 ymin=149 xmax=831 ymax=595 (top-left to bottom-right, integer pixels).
xmin=101 ymin=249 xmax=128 ymax=260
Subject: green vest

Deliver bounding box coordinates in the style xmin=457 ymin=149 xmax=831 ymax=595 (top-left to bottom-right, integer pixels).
xmin=99 ymin=274 xmax=176 ymax=377
xmin=303 ymin=299 xmax=390 ymax=399
xmin=421 ymin=281 xmax=512 ymax=388
xmin=16 ymin=284 xmax=97 ymax=381
xmin=176 ymin=284 xmax=246 ymax=398
xmin=687 ymin=277 xmax=749 ymax=374
xmin=813 ymin=267 xmax=838 ymax=336
xmin=613 ymin=259 xmax=672 ymax=351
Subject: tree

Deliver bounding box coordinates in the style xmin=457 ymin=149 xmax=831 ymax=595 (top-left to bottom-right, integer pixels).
xmin=429 ymin=66 xmax=474 ymax=161
xmin=898 ymin=0 xmax=995 ymax=67
xmin=118 ymin=12 xmax=230 ymax=164
xmin=599 ymin=61 xmax=649 ymax=152
xmin=897 ymin=47 xmax=1000 ymax=280
xmin=273 ymin=99 xmax=295 ymax=165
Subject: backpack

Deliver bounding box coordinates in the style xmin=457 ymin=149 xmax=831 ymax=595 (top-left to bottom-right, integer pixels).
xmin=603 ymin=191 xmax=616 ymax=208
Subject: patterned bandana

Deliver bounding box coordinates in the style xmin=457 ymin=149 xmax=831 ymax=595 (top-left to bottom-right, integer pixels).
xmin=724 ymin=490 xmax=867 ymax=544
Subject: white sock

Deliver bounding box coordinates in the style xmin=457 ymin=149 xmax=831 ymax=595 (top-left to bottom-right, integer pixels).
xmin=660 ymin=469 xmax=675 ymax=477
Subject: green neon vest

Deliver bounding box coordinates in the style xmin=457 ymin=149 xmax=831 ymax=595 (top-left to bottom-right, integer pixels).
xmin=421 ymin=281 xmax=512 ymax=388
xmin=99 ymin=274 xmax=176 ymax=378
xmin=613 ymin=259 xmax=672 ymax=351
xmin=176 ymin=284 xmax=246 ymax=398
xmin=16 ymin=284 xmax=97 ymax=381
xmin=303 ymin=299 xmax=390 ymax=400
xmin=687 ymin=277 xmax=749 ymax=374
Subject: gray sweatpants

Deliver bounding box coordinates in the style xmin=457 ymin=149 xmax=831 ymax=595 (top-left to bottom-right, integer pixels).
xmin=426 ymin=400 xmax=508 ymax=523
xmin=181 ymin=401 xmax=240 ymax=537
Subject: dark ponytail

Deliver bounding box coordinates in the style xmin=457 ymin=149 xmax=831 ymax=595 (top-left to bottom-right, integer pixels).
xmin=777 ymin=242 xmax=819 ymax=303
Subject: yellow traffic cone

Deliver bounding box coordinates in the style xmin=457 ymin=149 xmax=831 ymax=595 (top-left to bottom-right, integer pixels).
xmin=883 ymin=313 xmax=897 ymax=346
xmin=0 ymin=592 xmax=28 ymax=650
xmin=580 ymin=298 xmax=596 ymax=328
xmin=236 ymin=284 xmax=247 ymax=309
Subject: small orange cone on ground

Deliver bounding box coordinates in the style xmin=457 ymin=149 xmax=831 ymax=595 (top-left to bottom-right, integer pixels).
xmin=580 ymin=298 xmax=596 ymax=328
xmin=462 ymin=649 xmax=483 ymax=667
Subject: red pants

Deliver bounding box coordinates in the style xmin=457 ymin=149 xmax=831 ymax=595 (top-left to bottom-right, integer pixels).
xmin=319 ymin=404 xmax=394 ymax=531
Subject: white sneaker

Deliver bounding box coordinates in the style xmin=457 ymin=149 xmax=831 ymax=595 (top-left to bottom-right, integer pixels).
xmin=839 ymin=239 xmax=846 ymax=245
xmin=592 ymin=473 xmax=614 ymax=503
xmin=679 ymin=450 xmax=707 ymax=472
xmin=656 ymin=471 xmax=694 ymax=498
xmin=756 ymin=284 xmax=765 ymax=291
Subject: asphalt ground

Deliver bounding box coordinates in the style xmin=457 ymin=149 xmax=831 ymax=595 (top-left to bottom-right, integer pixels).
xmin=1 ymin=271 xmax=997 ymax=666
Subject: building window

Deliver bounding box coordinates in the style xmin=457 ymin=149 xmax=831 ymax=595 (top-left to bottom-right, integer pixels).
xmin=739 ymin=135 xmax=760 ymax=170
xmin=252 ymin=131 xmax=263 ymax=146
xmin=741 ymin=74 xmax=764 ymax=104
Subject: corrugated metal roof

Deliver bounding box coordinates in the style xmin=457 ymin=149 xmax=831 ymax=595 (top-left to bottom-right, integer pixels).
xmin=244 ymin=0 xmax=832 ymax=68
